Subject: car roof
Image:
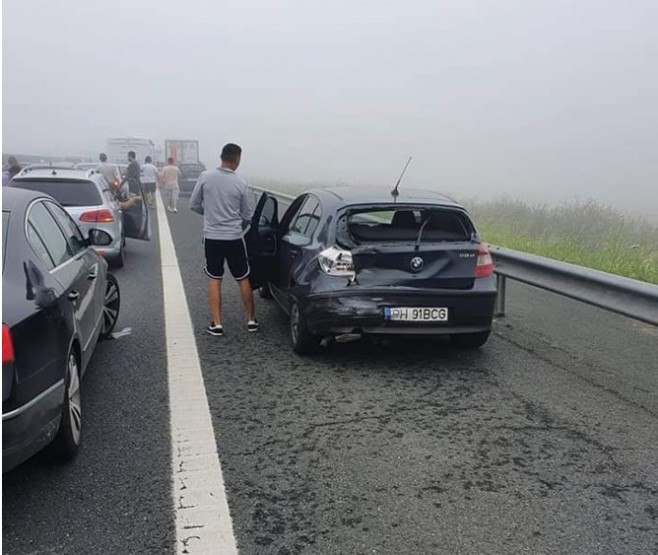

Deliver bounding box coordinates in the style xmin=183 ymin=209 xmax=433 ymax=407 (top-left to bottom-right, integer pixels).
xmin=14 ymin=167 xmax=99 ymax=182
xmin=2 ymin=186 xmax=55 ymax=212
xmin=308 ymin=186 xmax=463 ymax=209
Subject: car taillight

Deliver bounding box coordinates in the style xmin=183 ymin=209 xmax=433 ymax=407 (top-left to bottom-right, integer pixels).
xmin=318 ymin=246 xmax=355 ymax=278
xmin=475 ymin=245 xmax=494 ymax=278
xmin=2 ymin=324 xmax=15 ymax=364
xmin=80 ymin=209 xmax=115 ymax=223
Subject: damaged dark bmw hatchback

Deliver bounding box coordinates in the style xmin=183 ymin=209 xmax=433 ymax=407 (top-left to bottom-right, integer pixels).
xmin=246 ymin=187 xmax=497 ymax=354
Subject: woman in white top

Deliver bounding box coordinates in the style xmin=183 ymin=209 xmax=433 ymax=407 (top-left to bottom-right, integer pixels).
xmin=141 ymin=156 xmax=159 ymax=209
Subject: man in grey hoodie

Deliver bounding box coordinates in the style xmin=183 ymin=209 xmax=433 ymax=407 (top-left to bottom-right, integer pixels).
xmin=189 ymin=143 xmax=258 ymax=336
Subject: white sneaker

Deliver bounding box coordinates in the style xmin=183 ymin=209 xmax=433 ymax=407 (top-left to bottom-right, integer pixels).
xmin=173 ymin=208 xmax=178 ymax=213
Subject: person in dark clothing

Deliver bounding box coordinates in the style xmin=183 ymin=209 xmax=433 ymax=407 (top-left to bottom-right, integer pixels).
xmin=126 ymin=151 xmax=141 ymax=181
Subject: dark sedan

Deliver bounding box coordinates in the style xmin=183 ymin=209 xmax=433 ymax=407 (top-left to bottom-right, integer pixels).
xmin=2 ymin=188 xmax=121 ymax=472
xmin=247 ymin=186 xmax=497 ymax=353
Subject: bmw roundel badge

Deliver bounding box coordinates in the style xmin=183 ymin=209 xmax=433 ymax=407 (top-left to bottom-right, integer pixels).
xmin=410 ymin=256 xmax=424 ymax=271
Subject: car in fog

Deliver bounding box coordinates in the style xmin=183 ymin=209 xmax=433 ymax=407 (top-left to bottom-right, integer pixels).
xmin=10 ymin=168 xmax=150 ymax=267
xmin=247 ymin=187 xmax=497 ymax=353
xmin=178 ymin=161 xmax=207 ymax=194
xmin=2 ymin=188 xmax=121 ymax=472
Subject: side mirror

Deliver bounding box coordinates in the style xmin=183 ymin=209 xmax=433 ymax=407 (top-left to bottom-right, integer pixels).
xmin=88 ymin=229 xmax=113 ymax=246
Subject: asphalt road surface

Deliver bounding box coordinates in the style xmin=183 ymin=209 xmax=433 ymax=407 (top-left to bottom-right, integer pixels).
xmin=3 ymin=193 xmax=657 ymax=555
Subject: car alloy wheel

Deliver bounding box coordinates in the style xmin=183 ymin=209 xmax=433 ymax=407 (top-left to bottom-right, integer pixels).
xmin=100 ymin=273 xmax=121 ymax=339
xmin=66 ymin=352 xmax=82 ymax=446
xmin=50 ymin=349 xmax=82 ymax=459
xmin=290 ymin=302 xmax=301 ymax=345
xmin=290 ymin=301 xmax=319 ymax=355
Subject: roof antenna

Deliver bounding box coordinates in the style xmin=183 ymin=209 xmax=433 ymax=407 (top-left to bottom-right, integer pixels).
xmin=391 ymin=156 xmax=412 ymax=199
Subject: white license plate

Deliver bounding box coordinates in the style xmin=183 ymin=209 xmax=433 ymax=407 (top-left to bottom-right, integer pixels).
xmin=384 ymin=307 xmax=449 ymax=322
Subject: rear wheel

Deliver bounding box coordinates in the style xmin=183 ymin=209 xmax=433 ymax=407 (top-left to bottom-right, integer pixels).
xmin=450 ymin=330 xmax=491 ymax=348
xmin=51 ymin=349 xmax=82 ymax=460
xmin=290 ymin=301 xmax=319 ymax=355
xmin=110 ymin=245 xmax=125 ymax=269
xmin=259 ymin=283 xmax=272 ymax=299
xmin=100 ymin=274 xmax=121 ymax=340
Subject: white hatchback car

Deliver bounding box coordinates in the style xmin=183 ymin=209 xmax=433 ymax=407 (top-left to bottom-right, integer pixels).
xmin=9 ymin=168 xmax=150 ymax=267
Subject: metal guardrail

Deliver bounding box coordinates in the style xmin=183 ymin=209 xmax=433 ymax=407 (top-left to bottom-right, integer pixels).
xmin=248 ymin=185 xmax=658 ymax=326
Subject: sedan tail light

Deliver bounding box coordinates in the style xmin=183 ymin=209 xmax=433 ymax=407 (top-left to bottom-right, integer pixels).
xmin=80 ymin=209 xmax=115 ymax=223
xmin=2 ymin=324 xmax=15 ymax=364
xmin=319 ymin=246 xmax=355 ymax=278
xmin=475 ymin=245 xmax=494 ymax=278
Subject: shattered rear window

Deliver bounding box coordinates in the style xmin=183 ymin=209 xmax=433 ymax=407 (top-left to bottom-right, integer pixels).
xmin=343 ymin=206 xmax=473 ymax=244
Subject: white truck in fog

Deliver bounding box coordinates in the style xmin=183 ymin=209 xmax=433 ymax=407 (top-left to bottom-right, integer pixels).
xmin=106 ymin=138 xmax=156 ymax=164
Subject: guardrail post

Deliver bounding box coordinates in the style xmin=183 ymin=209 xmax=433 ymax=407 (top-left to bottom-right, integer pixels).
xmin=495 ymin=274 xmax=507 ymax=317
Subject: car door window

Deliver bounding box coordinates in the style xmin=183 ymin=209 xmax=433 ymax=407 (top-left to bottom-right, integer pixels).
xmin=280 ymin=196 xmax=307 ymax=232
xmin=305 ymin=204 xmax=322 ymax=237
xmin=27 ymin=202 xmax=72 ymax=268
xmin=45 ymin=201 xmax=86 ymax=256
xmin=291 ymin=197 xmax=320 ymax=237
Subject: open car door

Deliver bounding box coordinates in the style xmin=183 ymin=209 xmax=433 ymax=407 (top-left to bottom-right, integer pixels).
xmin=122 ymin=178 xmax=150 ymax=240
xmin=245 ymin=193 xmax=278 ymax=290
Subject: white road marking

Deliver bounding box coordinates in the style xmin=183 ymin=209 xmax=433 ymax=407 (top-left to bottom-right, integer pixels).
xmin=156 ymin=193 xmax=238 ymax=554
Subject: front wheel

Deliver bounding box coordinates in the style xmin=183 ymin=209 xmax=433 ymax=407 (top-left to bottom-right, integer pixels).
xmin=450 ymin=330 xmax=491 ymax=349
xmin=290 ymin=301 xmax=319 ymax=355
xmin=50 ymin=349 xmax=82 ymax=460
xmin=100 ymin=273 xmax=121 ymax=340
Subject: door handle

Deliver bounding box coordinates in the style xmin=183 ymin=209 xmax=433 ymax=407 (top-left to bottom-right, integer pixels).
xmin=68 ymin=291 xmax=80 ymax=302
xmin=88 ymin=270 xmax=98 ymax=281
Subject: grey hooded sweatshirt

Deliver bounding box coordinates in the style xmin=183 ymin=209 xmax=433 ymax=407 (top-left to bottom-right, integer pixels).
xmin=189 ymin=167 xmax=253 ymax=240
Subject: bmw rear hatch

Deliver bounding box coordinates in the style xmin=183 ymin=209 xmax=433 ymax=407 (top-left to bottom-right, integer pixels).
xmin=331 ymin=205 xmax=492 ymax=289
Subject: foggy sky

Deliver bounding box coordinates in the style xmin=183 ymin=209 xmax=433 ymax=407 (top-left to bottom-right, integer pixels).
xmin=3 ymin=0 xmax=657 ymax=218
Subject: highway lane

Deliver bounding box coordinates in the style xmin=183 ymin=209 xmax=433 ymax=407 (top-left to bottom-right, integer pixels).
xmin=2 ymin=194 xmax=656 ymax=555
xmin=2 ymin=228 xmax=174 ymax=554
xmin=169 ymin=193 xmax=657 ymax=554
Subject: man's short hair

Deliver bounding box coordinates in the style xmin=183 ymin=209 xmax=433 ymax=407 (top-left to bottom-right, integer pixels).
xmin=167 ymin=157 xmax=174 ymax=164
xmin=145 ymin=156 xmax=152 ymax=163
xmin=221 ymin=143 xmax=242 ymax=163
xmin=99 ymin=153 xmax=107 ymax=162
xmin=128 ymin=151 xmax=136 ymax=160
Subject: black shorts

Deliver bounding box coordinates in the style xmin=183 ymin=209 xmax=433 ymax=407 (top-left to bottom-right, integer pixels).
xmin=204 ymin=238 xmax=250 ymax=281
xmin=143 ymin=182 xmax=156 ymax=194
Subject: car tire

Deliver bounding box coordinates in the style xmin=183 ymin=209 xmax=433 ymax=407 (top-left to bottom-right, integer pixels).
xmin=450 ymin=330 xmax=491 ymax=348
xmin=50 ymin=348 xmax=82 ymax=460
xmin=259 ymin=283 xmax=272 ymax=299
xmin=100 ymin=273 xmax=121 ymax=340
xmin=110 ymin=246 xmax=125 ymax=269
xmin=290 ymin=300 xmax=319 ymax=355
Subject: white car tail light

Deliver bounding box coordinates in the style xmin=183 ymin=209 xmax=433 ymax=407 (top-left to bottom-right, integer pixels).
xmin=319 ymin=246 xmax=355 ymax=277
xmin=475 ymin=245 xmax=494 ymax=278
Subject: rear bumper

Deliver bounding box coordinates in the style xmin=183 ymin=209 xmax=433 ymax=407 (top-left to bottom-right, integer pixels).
xmin=302 ymin=285 xmax=496 ymax=336
xmin=2 ymin=381 xmax=65 ymax=472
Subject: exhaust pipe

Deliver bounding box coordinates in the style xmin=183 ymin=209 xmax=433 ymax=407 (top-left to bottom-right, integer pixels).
xmin=334 ymin=332 xmax=363 ymax=344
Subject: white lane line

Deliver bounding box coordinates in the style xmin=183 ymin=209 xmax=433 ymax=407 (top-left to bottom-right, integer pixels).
xmin=156 ymin=193 xmax=238 ymax=554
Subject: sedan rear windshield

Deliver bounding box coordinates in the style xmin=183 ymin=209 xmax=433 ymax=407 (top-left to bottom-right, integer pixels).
xmin=11 ymin=179 xmax=102 ymax=207
xmin=342 ymin=206 xmax=474 ymax=244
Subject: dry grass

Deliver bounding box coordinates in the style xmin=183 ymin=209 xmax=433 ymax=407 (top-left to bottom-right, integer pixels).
xmin=250 ymin=180 xmax=658 ymax=284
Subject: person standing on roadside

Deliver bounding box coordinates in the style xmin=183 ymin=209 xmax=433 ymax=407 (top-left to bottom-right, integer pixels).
xmin=3 ymin=164 xmax=22 ymax=186
xmin=97 ymin=153 xmax=121 ymax=187
xmin=125 ymin=151 xmax=141 ymax=185
xmin=189 ymin=143 xmax=259 ymax=336
xmin=3 ymin=156 xmax=19 ymax=186
xmin=141 ymin=155 xmax=159 ymax=209
xmin=160 ymin=157 xmax=181 ymax=213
